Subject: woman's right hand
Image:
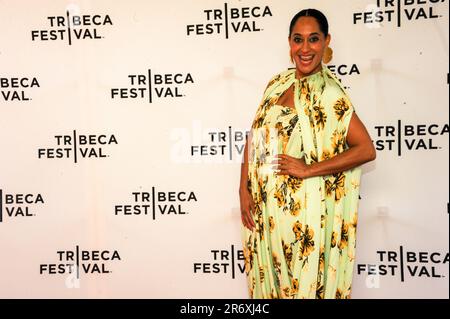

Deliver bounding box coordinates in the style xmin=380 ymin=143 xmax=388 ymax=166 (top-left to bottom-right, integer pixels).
xmin=240 ymin=186 xmax=256 ymax=231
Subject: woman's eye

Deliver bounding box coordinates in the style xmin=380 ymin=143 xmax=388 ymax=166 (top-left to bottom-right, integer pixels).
xmin=309 ymin=37 xmax=319 ymax=43
xmin=294 ymin=37 xmax=302 ymax=43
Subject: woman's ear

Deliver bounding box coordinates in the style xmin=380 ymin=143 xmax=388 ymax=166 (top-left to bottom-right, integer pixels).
xmin=326 ymin=34 xmax=331 ymax=46
xmin=323 ymin=34 xmax=333 ymax=64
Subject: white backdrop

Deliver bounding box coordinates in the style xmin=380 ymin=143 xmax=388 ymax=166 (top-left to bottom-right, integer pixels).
xmin=0 ymin=0 xmax=448 ymax=299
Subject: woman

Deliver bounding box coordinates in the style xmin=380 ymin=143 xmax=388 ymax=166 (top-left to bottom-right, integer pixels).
xmin=239 ymin=8 xmax=376 ymax=299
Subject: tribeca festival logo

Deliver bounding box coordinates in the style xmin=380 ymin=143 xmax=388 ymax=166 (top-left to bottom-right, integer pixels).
xmin=194 ymin=245 xmax=245 ymax=279
xmin=189 ymin=126 xmax=248 ymax=161
xmin=114 ymin=188 xmax=198 ymax=220
xmin=37 ymin=130 xmax=118 ymax=163
xmin=30 ymin=4 xmax=113 ymax=45
xmin=110 ymin=69 xmax=194 ymax=103
xmin=353 ymin=0 xmax=446 ymax=28
xmin=373 ymin=120 xmax=449 ymax=156
xmin=0 ymin=77 xmax=40 ymax=102
xmin=40 ymin=246 xmax=121 ymax=287
xmin=327 ymin=64 xmax=361 ymax=90
xmin=0 ymin=190 xmax=45 ymax=223
xmin=357 ymin=246 xmax=448 ymax=286
xmin=171 ymin=121 xmax=249 ymax=164
xmin=186 ymin=2 xmax=273 ymax=39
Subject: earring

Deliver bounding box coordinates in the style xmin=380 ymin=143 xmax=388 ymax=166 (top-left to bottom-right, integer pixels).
xmin=322 ymin=47 xmax=333 ymax=64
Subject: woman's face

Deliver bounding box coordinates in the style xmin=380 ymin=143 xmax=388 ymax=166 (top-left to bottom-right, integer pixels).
xmin=289 ymin=16 xmax=331 ymax=78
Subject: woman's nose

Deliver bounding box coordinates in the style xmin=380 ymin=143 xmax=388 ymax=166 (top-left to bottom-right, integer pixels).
xmin=300 ymin=41 xmax=311 ymax=53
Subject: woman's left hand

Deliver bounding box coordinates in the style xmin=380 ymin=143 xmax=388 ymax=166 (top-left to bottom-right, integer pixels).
xmin=272 ymin=154 xmax=310 ymax=178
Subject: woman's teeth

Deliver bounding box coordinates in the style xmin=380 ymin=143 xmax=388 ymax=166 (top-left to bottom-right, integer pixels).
xmin=300 ymin=55 xmax=314 ymax=61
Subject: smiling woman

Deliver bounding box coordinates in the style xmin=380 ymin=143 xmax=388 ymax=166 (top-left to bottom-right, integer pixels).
xmin=239 ymin=8 xmax=376 ymax=299
xmin=289 ymin=9 xmax=330 ymax=78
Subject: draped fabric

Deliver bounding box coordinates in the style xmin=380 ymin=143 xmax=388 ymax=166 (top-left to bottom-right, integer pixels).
xmin=241 ymin=65 xmax=362 ymax=299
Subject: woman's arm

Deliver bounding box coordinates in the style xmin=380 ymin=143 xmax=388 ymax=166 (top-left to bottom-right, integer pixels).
xmin=274 ymin=112 xmax=376 ymax=178
xmin=240 ymin=133 xmax=256 ymax=230
xmin=239 ymin=134 xmax=251 ymax=191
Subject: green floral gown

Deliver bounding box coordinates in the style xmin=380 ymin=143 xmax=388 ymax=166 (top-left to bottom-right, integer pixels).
xmin=241 ymin=66 xmax=362 ymax=299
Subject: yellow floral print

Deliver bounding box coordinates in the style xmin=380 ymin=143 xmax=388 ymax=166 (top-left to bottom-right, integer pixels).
xmin=299 ymin=225 xmax=315 ymax=258
xmin=334 ymin=98 xmax=350 ymax=121
xmin=325 ymin=172 xmax=346 ymax=201
xmin=269 ymin=216 xmax=275 ymax=232
xmin=313 ymin=103 xmax=327 ymax=130
xmin=242 ymin=66 xmax=362 ymax=299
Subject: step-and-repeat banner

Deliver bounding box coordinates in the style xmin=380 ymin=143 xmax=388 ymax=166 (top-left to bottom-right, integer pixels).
xmin=0 ymin=0 xmax=448 ymax=299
